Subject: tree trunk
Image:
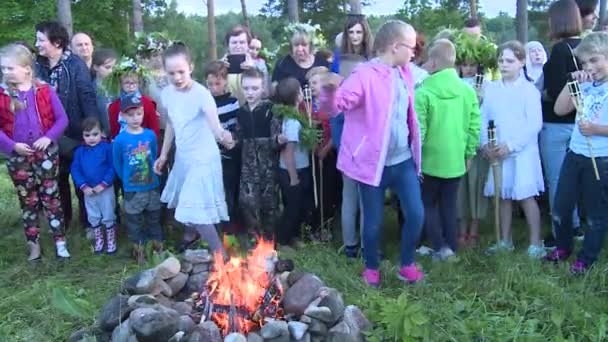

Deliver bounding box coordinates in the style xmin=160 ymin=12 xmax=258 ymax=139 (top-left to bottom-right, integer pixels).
xmin=599 ymin=0 xmax=607 ymax=31
xmin=287 ymin=0 xmax=299 ymax=23
xmin=469 ymin=0 xmax=477 ymax=19
xmin=349 ymin=0 xmax=362 ymax=14
xmin=516 ymin=0 xmax=528 ymax=43
xmin=57 ymin=0 xmax=73 ymax=36
xmin=240 ymin=0 xmax=250 ymax=27
xmin=132 ymin=0 xmax=144 ymax=33
xmin=207 ymin=0 xmax=217 ymax=60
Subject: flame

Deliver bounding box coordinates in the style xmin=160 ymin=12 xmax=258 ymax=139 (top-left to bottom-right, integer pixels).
xmin=206 ymin=237 xmax=282 ymax=335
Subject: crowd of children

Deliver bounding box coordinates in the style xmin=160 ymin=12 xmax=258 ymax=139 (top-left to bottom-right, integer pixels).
xmin=2 ymin=1 xmax=608 ymax=287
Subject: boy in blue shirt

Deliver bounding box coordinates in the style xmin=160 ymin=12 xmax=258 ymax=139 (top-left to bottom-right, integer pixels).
xmin=112 ymin=94 xmax=162 ymax=263
xmin=71 ymin=117 xmax=116 ymax=255
xmin=549 ymin=32 xmax=608 ymax=274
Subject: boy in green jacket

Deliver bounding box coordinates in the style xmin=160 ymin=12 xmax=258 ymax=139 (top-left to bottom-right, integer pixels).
xmin=415 ymin=38 xmax=481 ymax=260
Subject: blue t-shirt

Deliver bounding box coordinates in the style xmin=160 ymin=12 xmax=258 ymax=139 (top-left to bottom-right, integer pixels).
xmin=112 ymin=128 xmax=159 ymax=192
xmin=280 ymin=119 xmax=310 ymax=170
xmin=570 ymin=81 xmax=608 ymax=158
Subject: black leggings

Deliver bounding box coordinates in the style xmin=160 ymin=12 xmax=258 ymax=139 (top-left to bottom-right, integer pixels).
xmin=421 ymin=175 xmax=462 ymax=252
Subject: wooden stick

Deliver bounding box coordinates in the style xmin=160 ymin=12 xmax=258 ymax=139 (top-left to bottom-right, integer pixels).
xmin=303 ymin=86 xmax=319 ymax=208
xmin=488 ymin=120 xmax=501 ymax=245
xmin=320 ymin=158 xmax=324 ymax=232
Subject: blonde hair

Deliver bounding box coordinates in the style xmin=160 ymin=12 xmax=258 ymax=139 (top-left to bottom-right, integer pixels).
xmin=306 ymin=66 xmax=329 ymax=80
xmin=575 ymin=32 xmax=608 ymax=60
xmin=428 ymin=39 xmax=456 ymax=69
xmin=290 ymin=30 xmax=314 ymax=54
xmin=0 ymin=44 xmax=36 ymax=112
xmin=373 ymin=20 xmax=415 ymax=55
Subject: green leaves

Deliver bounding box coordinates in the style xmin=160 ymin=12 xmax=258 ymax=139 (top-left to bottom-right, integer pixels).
xmin=49 ymin=287 xmax=94 ymax=319
xmin=363 ymin=292 xmax=431 ymax=341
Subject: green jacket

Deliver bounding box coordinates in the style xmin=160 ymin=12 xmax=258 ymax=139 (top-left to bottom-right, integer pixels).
xmin=415 ymin=68 xmax=480 ymax=178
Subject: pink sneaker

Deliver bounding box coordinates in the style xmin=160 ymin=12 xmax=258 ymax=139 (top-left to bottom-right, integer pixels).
xmin=398 ymin=263 xmax=425 ymax=284
xmin=362 ymin=268 xmax=380 ymax=287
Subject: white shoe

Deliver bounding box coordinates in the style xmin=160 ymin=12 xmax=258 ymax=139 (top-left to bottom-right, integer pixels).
xmin=55 ymin=241 xmax=71 ymax=258
xmin=416 ymin=245 xmax=434 ymax=256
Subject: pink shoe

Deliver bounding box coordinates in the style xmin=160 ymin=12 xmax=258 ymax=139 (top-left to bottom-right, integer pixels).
xmin=362 ymin=268 xmax=380 ymax=287
xmin=398 ymin=263 xmax=425 ymax=284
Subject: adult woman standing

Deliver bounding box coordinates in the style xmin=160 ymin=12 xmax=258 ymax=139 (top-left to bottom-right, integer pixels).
xmin=272 ymin=27 xmax=329 ymax=89
xmin=223 ymin=25 xmax=257 ymax=104
xmin=541 ymin=0 xmax=584 ymax=243
xmin=34 ymin=21 xmax=99 ymax=229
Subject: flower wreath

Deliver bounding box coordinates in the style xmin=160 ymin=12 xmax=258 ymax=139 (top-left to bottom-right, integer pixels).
xmin=434 ymin=28 xmax=498 ymax=74
xmin=274 ymin=21 xmax=327 ymax=60
xmin=103 ymin=56 xmax=150 ymax=95
xmin=134 ymin=32 xmax=173 ymax=58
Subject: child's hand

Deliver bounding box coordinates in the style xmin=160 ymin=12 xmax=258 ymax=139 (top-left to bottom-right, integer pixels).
xmin=82 ymin=186 xmax=94 ymax=196
xmin=494 ymin=144 xmax=510 ymax=160
xmin=154 ymin=156 xmax=167 ymax=175
xmin=241 ymin=54 xmax=255 ymax=70
xmin=277 ymin=134 xmax=289 ymax=145
xmin=579 ymin=120 xmax=597 ymax=137
xmin=322 ymin=73 xmax=343 ymax=91
xmin=92 ymin=184 xmax=106 ymax=193
xmin=571 ymin=70 xmax=592 ymax=83
xmin=219 ymin=130 xmax=235 ymax=149
xmin=317 ymin=143 xmax=332 ymax=160
xmin=290 ymin=177 xmax=300 ymax=186
xmin=32 ymin=137 xmax=52 ymax=151
xmin=465 ymin=158 xmax=472 ymax=171
xmin=14 ymin=143 xmax=34 ymax=156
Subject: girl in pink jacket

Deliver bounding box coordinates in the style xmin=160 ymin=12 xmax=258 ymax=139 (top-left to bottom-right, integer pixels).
xmin=320 ymin=20 xmax=424 ymax=287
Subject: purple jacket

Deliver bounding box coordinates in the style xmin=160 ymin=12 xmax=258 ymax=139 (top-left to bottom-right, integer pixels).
xmin=319 ymin=61 xmax=422 ymax=186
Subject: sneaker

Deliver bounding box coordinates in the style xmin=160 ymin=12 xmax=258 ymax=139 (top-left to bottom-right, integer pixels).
xmin=485 ymin=241 xmax=514 ymax=255
xmin=570 ymin=259 xmax=589 ymax=275
xmin=573 ymin=228 xmax=585 ymax=241
xmin=543 ymin=234 xmax=557 ymax=249
xmin=432 ymin=247 xmax=456 ymax=261
xmin=544 ymin=248 xmax=571 ymax=263
xmin=344 ymin=244 xmax=359 ymax=259
xmin=362 ymin=268 xmax=380 ymax=288
xmin=397 ymin=264 xmax=424 ymax=284
xmin=416 ymin=245 xmax=434 ymax=256
xmin=55 ymin=240 xmax=71 ymax=259
xmin=527 ymin=244 xmax=547 ymax=258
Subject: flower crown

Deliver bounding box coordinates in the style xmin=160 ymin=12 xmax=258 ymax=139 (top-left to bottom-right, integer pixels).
xmin=103 ymin=56 xmax=149 ymax=95
xmin=135 ymin=32 xmax=173 ymax=58
xmin=274 ymin=21 xmax=327 ymax=59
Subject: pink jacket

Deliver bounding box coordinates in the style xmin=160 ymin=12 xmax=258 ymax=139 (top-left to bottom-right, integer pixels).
xmin=319 ymin=61 xmax=422 ymax=186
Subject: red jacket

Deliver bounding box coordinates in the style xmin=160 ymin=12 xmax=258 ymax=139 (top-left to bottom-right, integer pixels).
xmin=108 ymin=95 xmax=160 ymax=142
xmin=0 ymin=82 xmax=55 ymax=138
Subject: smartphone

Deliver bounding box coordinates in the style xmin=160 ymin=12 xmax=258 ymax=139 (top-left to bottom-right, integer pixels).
xmin=227 ymin=54 xmax=246 ymax=74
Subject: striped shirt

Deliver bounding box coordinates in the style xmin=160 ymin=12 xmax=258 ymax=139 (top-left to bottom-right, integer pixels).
xmin=214 ymin=93 xmax=240 ymax=131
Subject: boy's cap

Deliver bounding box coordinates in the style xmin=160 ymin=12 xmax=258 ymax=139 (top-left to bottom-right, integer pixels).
xmin=120 ymin=94 xmax=143 ymax=112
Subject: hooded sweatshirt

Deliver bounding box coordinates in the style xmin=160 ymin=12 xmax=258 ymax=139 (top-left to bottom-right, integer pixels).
xmin=414 ymin=68 xmax=480 ymax=178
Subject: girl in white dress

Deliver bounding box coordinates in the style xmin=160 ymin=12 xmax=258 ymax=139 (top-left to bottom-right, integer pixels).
xmin=480 ymin=41 xmax=546 ymax=258
xmin=154 ymin=43 xmax=235 ymax=257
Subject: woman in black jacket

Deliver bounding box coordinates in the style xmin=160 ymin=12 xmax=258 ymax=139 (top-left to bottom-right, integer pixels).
xmin=541 ymin=0 xmax=584 ymax=244
xmin=35 ymin=21 xmax=99 ymax=229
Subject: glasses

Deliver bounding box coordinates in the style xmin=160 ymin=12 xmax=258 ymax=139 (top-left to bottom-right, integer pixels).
xmin=396 ymin=42 xmax=416 ymax=52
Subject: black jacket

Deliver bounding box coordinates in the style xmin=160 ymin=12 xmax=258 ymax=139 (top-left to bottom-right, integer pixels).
xmin=542 ymin=38 xmax=581 ymax=124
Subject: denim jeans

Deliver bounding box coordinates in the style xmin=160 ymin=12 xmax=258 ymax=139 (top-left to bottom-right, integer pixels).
xmin=359 ymin=159 xmax=424 ymax=269
xmin=277 ymin=168 xmax=313 ymax=245
xmin=540 ymin=123 xmax=580 ymax=230
xmin=341 ymin=174 xmax=363 ymax=247
xmin=554 ymin=152 xmax=608 ymax=265
xmin=422 ymin=175 xmax=462 ymax=252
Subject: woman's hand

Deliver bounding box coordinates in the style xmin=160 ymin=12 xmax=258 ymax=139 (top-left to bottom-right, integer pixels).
xmin=493 ymin=143 xmax=511 ymax=161
xmin=219 ymin=130 xmax=235 ymax=149
xmin=154 ymin=155 xmax=167 ymax=175
xmin=32 ymin=137 xmax=51 ymax=151
xmin=241 ymin=53 xmax=255 ymax=70
xmin=14 ymin=143 xmax=34 ymax=156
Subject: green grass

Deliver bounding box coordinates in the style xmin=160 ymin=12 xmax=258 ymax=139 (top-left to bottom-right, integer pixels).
xmin=0 ymin=166 xmax=607 ymax=341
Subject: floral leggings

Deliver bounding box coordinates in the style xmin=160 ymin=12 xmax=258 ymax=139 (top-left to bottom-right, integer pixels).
xmin=7 ymin=143 xmax=65 ymax=243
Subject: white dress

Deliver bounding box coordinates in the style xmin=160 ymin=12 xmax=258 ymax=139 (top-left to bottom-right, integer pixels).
xmin=160 ymin=82 xmax=229 ymax=225
xmin=480 ymin=76 xmax=545 ymax=200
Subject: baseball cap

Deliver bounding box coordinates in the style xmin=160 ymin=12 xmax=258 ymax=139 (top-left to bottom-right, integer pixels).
xmin=120 ymin=94 xmax=143 ymax=112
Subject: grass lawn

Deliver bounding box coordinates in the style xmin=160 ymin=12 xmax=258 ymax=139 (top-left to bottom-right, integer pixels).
xmin=1 ymin=166 xmax=608 ymax=341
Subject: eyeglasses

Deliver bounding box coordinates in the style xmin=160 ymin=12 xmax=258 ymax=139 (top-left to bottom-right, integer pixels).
xmin=396 ymin=42 xmax=416 ymax=52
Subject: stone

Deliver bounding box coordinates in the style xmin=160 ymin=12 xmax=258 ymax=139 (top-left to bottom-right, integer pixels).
xmin=185 ymin=272 xmax=209 ymax=294
xmin=128 ymin=295 xmax=158 ymax=310
xmin=68 ymin=328 xmax=111 ymax=342
xmin=122 ymin=269 xmax=162 ymax=295
xmin=224 ymin=332 xmax=247 ymax=342
xmin=97 ymin=295 xmax=131 ymax=332
xmin=275 ymin=259 xmax=294 ymax=273
xmin=298 ymin=333 xmax=312 ymax=342
xmin=304 ymin=298 xmax=333 ymax=324
xmin=261 ymin=319 xmax=289 ymax=339
xmin=299 ymin=315 xmax=312 ymax=324
xmin=266 ymin=335 xmax=290 ymax=342
xmin=286 ymin=271 xmax=307 ymax=287
xmin=184 ymin=321 xmax=221 ymax=342
xmin=192 ymin=263 xmax=210 ymax=274
xmin=129 ymin=307 xmax=179 ymax=342
xmin=155 ymin=294 xmax=174 ymax=308
xmin=311 ymin=336 xmax=324 ymax=342
xmin=169 ymin=331 xmax=185 ymax=342
xmin=308 ymin=318 xmax=327 ymax=336
xmin=279 ymin=272 xmax=290 ymax=291
xmin=156 ymin=257 xmax=181 ymax=279
xmin=288 ymin=321 xmax=308 ymax=340
xmin=111 ymin=319 xmax=131 ymax=342
xmin=180 ymin=260 xmax=193 ymax=274
xmin=246 ymin=332 xmax=264 ymax=342
xmin=316 ymin=287 xmax=345 ymax=325
xmin=283 ymin=274 xmax=324 ymax=315
xmin=173 ymin=301 xmax=193 ymax=315
xmin=159 ymin=279 xmax=175 ymax=297
xmin=177 ymin=315 xmax=196 ymax=334
xmin=342 ymin=305 xmax=372 ymax=334
xmin=183 ymin=249 xmax=212 ymax=264
xmin=328 ymin=321 xmax=359 ymax=342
